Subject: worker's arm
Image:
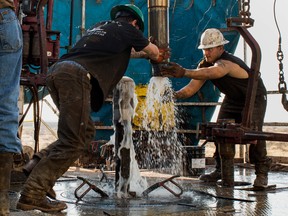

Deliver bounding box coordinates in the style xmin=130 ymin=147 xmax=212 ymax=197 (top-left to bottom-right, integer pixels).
xmin=130 ymin=42 xmax=159 ymax=60
xmin=161 ymin=60 xmax=248 ymax=80
xmin=161 ymin=61 xmax=229 ymax=80
xmin=131 ymin=42 xmax=170 ymax=63
xmin=175 ymin=79 xmax=206 ymax=99
xmin=130 ymin=48 xmax=149 ymax=58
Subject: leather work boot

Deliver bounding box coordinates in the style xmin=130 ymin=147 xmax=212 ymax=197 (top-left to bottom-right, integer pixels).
xmin=253 ymin=174 xmax=268 ymax=188
xmin=199 ymin=169 xmax=221 ymax=182
xmin=23 ymin=157 xmax=57 ymax=200
xmin=253 ymin=158 xmax=272 ymax=188
xmin=0 ymin=153 xmax=13 ymax=216
xmin=16 ymin=195 xmax=67 ymax=213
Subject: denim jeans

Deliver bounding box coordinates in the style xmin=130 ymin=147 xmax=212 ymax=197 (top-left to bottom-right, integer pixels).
xmin=21 ymin=61 xmax=96 ymax=198
xmin=0 ymin=8 xmax=23 ymax=153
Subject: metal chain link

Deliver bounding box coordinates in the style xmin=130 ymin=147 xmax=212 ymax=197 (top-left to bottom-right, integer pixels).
xmin=274 ymin=0 xmax=287 ymax=93
xmin=239 ymin=0 xmax=251 ymax=19
xmin=277 ymin=41 xmax=287 ymax=93
xmin=274 ymin=0 xmax=288 ymax=111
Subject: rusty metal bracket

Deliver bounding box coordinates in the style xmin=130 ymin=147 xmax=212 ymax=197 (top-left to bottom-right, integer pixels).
xmin=142 ymin=175 xmax=183 ymax=198
xmin=100 ymin=166 xmax=108 ymax=183
xmin=74 ymin=176 xmax=109 ymax=201
xmin=198 ymin=122 xmax=288 ymax=144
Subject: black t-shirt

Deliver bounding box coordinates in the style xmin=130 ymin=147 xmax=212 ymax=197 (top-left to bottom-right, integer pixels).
xmin=211 ymin=51 xmax=267 ymax=113
xmin=60 ymin=20 xmax=149 ymax=111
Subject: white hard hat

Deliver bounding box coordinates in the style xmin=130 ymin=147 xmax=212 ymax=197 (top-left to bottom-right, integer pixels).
xmin=198 ymin=28 xmax=229 ymax=49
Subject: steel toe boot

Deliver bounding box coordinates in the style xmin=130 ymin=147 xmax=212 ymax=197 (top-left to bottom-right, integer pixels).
xmin=253 ymin=158 xmax=272 ymax=188
xmin=17 ymin=195 xmax=67 ymax=213
xmin=23 ymin=156 xmax=56 ymax=199
xmin=199 ymin=169 xmax=221 ymax=182
xmin=199 ymin=156 xmax=221 ymax=182
xmin=253 ymin=174 xmax=268 ymax=188
xmin=0 ymin=153 xmax=13 ymax=216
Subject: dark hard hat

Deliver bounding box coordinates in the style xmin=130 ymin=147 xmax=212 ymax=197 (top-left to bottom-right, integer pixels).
xmin=110 ymin=4 xmax=144 ymax=32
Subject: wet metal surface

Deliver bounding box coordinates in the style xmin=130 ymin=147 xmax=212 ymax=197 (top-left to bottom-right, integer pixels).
xmin=9 ymin=165 xmax=288 ymax=216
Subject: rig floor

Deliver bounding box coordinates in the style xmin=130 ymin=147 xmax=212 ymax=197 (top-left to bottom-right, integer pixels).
xmin=8 ymin=164 xmax=288 ymax=216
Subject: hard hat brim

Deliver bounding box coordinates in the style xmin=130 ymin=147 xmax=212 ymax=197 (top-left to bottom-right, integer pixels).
xmin=198 ymin=40 xmax=229 ymax=49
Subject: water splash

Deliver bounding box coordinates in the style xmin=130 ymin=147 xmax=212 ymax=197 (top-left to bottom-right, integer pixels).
xmin=136 ymin=77 xmax=183 ymax=175
xmin=114 ymin=77 xmax=148 ymax=198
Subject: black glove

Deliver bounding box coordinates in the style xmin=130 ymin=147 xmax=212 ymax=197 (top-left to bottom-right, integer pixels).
xmin=160 ymin=62 xmax=185 ymax=78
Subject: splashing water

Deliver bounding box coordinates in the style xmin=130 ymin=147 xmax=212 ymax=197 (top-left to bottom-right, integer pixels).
xmin=112 ymin=76 xmax=184 ymax=198
xmin=137 ymin=77 xmax=183 ymax=175
xmin=113 ymin=77 xmax=148 ymax=198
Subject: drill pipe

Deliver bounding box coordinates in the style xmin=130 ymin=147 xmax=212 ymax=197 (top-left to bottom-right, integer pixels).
xmin=148 ymin=0 xmax=169 ymax=76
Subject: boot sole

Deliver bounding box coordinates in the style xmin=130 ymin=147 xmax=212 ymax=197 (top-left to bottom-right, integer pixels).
xmin=16 ymin=202 xmax=67 ymax=213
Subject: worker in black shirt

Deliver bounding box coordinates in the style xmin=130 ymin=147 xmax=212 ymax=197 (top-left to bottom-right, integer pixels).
xmin=17 ymin=4 xmax=169 ymax=213
xmin=161 ymin=28 xmax=271 ymax=188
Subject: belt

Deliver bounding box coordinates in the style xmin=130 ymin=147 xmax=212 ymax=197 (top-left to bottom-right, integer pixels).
xmin=61 ymin=60 xmax=91 ymax=80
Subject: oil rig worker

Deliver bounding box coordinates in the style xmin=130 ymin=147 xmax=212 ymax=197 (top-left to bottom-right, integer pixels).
xmin=160 ymin=28 xmax=272 ymax=188
xmin=0 ymin=0 xmax=23 ymax=215
xmin=17 ymin=4 xmax=169 ymax=213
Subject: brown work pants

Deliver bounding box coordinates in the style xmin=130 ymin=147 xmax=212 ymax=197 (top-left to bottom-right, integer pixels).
xmin=21 ymin=61 xmax=95 ymax=199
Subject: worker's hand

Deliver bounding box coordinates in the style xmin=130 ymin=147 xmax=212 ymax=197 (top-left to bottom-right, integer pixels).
xmin=160 ymin=62 xmax=185 ymax=78
xmin=172 ymin=91 xmax=179 ymax=100
xmin=149 ymin=38 xmax=171 ymax=63
xmin=149 ymin=47 xmax=171 ymax=64
xmin=155 ymin=47 xmax=171 ymax=63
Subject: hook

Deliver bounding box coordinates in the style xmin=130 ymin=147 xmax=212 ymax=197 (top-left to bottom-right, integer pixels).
xmin=281 ymin=93 xmax=288 ymax=111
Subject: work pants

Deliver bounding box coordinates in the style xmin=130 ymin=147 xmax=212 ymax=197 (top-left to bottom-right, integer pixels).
xmin=21 ymin=61 xmax=95 ymax=199
xmin=214 ymin=94 xmax=269 ymax=171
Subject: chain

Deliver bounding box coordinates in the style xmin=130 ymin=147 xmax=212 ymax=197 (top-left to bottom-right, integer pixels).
xmin=277 ymin=42 xmax=287 ymax=93
xmin=273 ymin=0 xmax=287 ymax=93
xmin=239 ymin=0 xmax=251 ymax=20
xmin=274 ymin=0 xmax=288 ymax=111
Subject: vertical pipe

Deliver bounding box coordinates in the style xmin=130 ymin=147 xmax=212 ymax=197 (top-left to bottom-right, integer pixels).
xmin=36 ymin=0 xmax=48 ymax=74
xmin=219 ymin=141 xmax=235 ymax=187
xmin=148 ymin=0 xmax=169 ymax=76
xmin=218 ymin=119 xmax=235 ymax=187
xmin=69 ymin=0 xmax=74 ymax=49
xmin=148 ymin=0 xmax=169 ymax=47
xmin=81 ymin=0 xmax=86 ymax=37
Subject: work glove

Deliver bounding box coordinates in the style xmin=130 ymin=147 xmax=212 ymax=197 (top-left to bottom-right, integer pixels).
xmin=150 ymin=47 xmax=171 ymax=64
xmin=149 ymin=46 xmax=170 ymax=76
xmin=148 ymin=37 xmax=171 ymax=63
xmin=160 ymin=62 xmax=186 ymax=78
